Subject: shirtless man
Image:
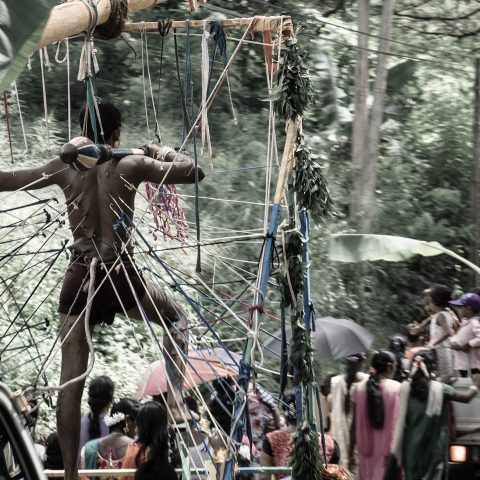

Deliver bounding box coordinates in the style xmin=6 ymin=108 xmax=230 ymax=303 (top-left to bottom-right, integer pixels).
xmin=0 ymin=98 xmax=204 ymax=480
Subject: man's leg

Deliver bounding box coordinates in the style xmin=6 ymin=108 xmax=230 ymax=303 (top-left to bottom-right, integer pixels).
xmin=56 ymin=313 xmax=91 ymax=480
xmin=126 ymin=279 xmax=188 ymax=416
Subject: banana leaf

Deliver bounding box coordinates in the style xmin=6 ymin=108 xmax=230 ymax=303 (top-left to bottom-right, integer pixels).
xmin=0 ymin=0 xmax=50 ymax=91
xmin=328 ymin=233 xmax=480 ymax=275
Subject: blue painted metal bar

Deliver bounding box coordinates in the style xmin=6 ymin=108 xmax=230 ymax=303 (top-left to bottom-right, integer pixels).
xmin=222 ymin=202 xmax=283 ymax=480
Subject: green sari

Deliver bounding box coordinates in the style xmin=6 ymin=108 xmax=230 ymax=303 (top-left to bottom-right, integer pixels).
xmin=384 ymin=381 xmax=455 ymax=480
xmin=83 ymin=439 xmax=100 ymax=480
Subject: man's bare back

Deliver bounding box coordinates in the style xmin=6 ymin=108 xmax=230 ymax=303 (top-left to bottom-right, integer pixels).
xmin=0 ymin=149 xmax=202 ymax=260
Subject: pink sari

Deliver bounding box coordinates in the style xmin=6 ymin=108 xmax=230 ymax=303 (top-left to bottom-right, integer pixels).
xmin=352 ymin=378 xmax=400 ymax=480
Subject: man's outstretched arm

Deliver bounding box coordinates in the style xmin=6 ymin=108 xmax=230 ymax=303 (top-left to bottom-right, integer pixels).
xmin=124 ymin=147 xmax=205 ymax=185
xmin=0 ymin=158 xmax=65 ymax=191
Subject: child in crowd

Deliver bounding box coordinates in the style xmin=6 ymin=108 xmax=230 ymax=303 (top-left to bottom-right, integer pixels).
xmin=405 ymin=324 xmax=427 ymax=363
xmin=449 ymin=293 xmax=480 ymax=377
xmin=422 ymin=285 xmax=454 ymax=376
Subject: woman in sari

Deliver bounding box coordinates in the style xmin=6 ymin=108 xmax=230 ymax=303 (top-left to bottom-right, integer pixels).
xmin=330 ymin=353 xmax=367 ymax=470
xmin=80 ymin=398 xmax=139 ymax=480
xmin=352 ymin=350 xmax=401 ymax=480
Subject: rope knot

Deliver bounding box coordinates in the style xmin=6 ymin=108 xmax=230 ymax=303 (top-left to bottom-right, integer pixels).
xmin=157 ymin=18 xmax=173 ymax=37
xmin=94 ymin=0 xmax=128 ymax=40
xmin=247 ymin=304 xmax=264 ymax=326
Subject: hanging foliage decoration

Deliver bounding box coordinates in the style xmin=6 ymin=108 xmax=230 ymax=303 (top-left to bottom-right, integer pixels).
xmin=294 ymin=133 xmax=334 ymax=223
xmin=290 ymin=420 xmax=323 ymax=480
xmin=271 ymin=31 xmax=336 ymax=480
xmin=266 ymin=37 xmax=315 ymax=120
xmin=278 ymin=230 xmax=304 ymax=308
xmin=289 ymin=318 xmax=315 ymax=384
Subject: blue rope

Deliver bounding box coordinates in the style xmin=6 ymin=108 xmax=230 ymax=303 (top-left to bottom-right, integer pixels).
xmin=279 ymin=300 xmax=288 ymax=398
xmin=209 ymin=21 xmax=228 ymax=67
xmin=84 ymin=2 xmax=99 ymax=144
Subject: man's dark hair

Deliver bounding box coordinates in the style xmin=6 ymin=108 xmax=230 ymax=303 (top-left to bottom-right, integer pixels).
xmin=428 ymin=284 xmax=451 ymax=309
xmin=78 ymin=98 xmax=121 ymax=143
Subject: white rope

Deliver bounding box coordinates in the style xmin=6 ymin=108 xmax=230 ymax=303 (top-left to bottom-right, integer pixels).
xmin=140 ymin=24 xmax=152 ymax=143
xmin=113 ymin=248 xmax=232 ymax=471
xmin=165 ymin=191 xmax=275 ymax=207
xmin=225 ymin=73 xmax=238 ymax=126
xmin=11 ymin=82 xmax=27 ymax=152
xmin=38 ymin=49 xmax=51 ymax=152
xmin=77 ymin=37 xmax=99 ymax=81
xmin=247 ymin=326 xmax=264 ymax=369
xmin=54 ymin=39 xmax=72 ymax=140
xmin=142 ymin=22 xmax=162 ymax=144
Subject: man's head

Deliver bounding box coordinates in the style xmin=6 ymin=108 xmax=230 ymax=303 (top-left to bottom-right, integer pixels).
xmin=78 ymin=98 xmax=121 ymax=146
xmin=425 ymin=284 xmax=451 ymax=313
xmin=449 ymin=292 xmax=480 ymax=318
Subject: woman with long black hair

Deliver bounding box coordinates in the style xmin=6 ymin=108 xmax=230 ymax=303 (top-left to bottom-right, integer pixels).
xmin=79 ymin=376 xmax=115 ymax=452
xmin=352 ymin=351 xmax=400 ymax=480
xmin=122 ymin=401 xmax=176 ymax=480
xmin=80 ymin=398 xmax=139 ymax=479
xmin=330 ymin=353 xmax=367 ymax=470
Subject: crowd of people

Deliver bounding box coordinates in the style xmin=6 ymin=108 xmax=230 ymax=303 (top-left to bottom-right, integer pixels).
xmin=320 ymin=284 xmax=480 ymax=480
xmin=26 ymin=284 xmax=480 ymax=480
xmin=39 ymin=375 xmax=277 ymax=480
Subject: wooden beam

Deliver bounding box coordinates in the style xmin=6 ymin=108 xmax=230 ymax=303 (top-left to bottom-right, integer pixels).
xmin=36 ymin=0 xmax=191 ymax=50
xmin=124 ymin=16 xmax=293 ymax=37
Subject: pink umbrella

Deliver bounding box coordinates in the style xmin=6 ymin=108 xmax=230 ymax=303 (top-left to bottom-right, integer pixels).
xmin=136 ymin=348 xmax=240 ymax=396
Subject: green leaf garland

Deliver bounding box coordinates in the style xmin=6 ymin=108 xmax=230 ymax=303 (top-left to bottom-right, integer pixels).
xmin=266 ymin=38 xmax=315 ymax=121
xmin=289 ymin=318 xmax=315 ymax=384
xmin=290 ymin=420 xmax=323 ymax=480
xmin=278 ymin=230 xmax=304 ymax=308
xmin=295 ymin=133 xmax=334 ymax=223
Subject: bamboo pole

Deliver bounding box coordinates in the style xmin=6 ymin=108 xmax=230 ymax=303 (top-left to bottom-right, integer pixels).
xmin=124 ymin=15 xmax=293 ymax=36
xmin=36 ymin=0 xmax=176 ymax=50
xmin=273 ymin=115 xmax=301 ymax=204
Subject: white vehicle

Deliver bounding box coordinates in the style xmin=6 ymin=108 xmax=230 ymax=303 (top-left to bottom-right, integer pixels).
xmin=0 ymin=383 xmax=46 ymax=480
xmin=449 ymin=377 xmax=480 ymax=479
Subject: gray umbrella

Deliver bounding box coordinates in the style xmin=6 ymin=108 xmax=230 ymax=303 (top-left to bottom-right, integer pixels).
xmin=263 ymin=316 xmax=374 ymax=360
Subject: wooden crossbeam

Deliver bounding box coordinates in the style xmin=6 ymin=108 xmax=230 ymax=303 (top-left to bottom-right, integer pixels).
xmin=36 ymin=0 xmax=199 ymax=50
xmin=124 ymin=15 xmax=293 ymax=37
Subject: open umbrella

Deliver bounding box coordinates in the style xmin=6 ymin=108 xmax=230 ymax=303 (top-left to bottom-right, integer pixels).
xmin=136 ymin=348 xmax=240 ymax=397
xmin=263 ymin=316 xmax=374 ymax=361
